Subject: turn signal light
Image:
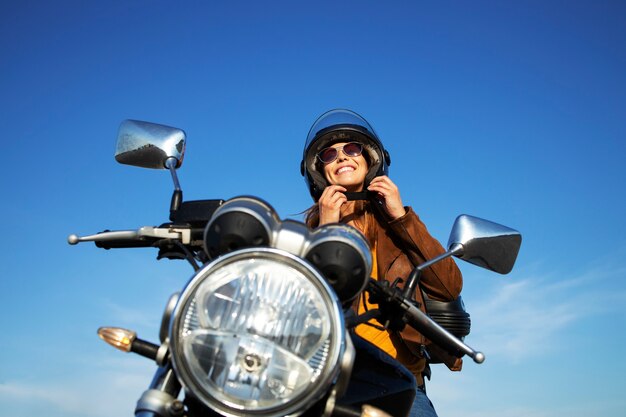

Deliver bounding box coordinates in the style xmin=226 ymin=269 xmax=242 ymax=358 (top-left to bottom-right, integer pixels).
xmin=97 ymin=327 xmax=136 ymax=352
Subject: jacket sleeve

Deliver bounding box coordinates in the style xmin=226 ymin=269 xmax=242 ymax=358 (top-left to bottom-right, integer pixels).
xmin=386 ymin=206 xmax=463 ymax=301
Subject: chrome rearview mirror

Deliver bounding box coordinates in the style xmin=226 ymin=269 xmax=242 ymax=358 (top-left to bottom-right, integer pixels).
xmin=447 ymin=215 xmax=521 ymax=274
xmin=115 ymin=119 xmax=187 ymax=221
xmin=403 ymin=214 xmax=521 ymax=299
xmin=115 ymin=119 xmax=186 ymax=169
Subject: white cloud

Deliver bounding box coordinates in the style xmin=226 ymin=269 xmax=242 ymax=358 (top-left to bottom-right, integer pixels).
xmin=426 ymin=253 xmax=626 ymax=417
xmin=463 ymin=258 xmax=626 ymax=363
xmin=0 ymin=357 xmax=156 ymax=417
xmin=431 ymin=383 xmax=626 ymax=417
xmin=0 ymin=382 xmax=84 ymax=414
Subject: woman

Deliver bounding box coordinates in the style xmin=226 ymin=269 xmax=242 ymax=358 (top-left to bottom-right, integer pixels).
xmin=301 ymin=109 xmax=463 ymax=417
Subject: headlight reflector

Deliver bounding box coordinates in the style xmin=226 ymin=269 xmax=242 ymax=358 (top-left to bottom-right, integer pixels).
xmin=170 ymin=248 xmax=344 ymax=416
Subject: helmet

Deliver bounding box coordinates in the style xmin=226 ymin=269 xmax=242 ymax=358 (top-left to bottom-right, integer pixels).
xmin=300 ymin=109 xmax=391 ymax=200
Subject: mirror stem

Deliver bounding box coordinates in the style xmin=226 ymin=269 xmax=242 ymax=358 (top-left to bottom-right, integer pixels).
xmin=402 ymin=244 xmax=464 ymax=299
xmin=165 ymin=157 xmax=182 ymax=191
xmin=402 ymin=268 xmax=422 ymax=299
xmin=166 ymin=158 xmax=183 ymax=221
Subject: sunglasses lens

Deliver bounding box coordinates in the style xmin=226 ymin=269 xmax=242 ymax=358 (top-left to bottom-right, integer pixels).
xmin=344 ymin=142 xmax=363 ymax=157
xmin=318 ymin=142 xmax=364 ymax=163
xmin=318 ymin=147 xmax=338 ymax=163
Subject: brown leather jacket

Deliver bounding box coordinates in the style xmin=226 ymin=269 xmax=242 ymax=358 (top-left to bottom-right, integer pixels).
xmin=373 ymin=206 xmax=463 ymax=376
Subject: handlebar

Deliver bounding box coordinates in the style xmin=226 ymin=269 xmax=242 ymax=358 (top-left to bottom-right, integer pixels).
xmin=401 ymin=297 xmax=484 ymax=363
xmin=67 ymin=226 xmax=192 ymax=248
xmin=367 ymin=279 xmax=485 ymax=364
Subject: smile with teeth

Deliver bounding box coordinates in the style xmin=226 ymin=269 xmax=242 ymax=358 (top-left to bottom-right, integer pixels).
xmin=336 ymin=166 xmax=355 ymax=175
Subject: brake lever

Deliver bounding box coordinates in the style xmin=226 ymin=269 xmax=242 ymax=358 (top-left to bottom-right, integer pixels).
xmin=401 ymin=297 xmax=485 ymax=363
xmin=367 ymin=279 xmax=485 ymax=364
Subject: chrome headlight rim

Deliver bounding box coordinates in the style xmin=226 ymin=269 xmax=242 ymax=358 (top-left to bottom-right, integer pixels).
xmin=169 ymin=247 xmax=345 ymax=417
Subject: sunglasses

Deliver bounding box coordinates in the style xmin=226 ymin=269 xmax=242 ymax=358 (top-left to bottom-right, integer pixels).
xmin=316 ymin=142 xmax=364 ymax=164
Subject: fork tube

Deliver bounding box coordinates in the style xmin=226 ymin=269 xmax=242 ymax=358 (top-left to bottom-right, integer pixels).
xmin=135 ymin=364 xmax=183 ymax=417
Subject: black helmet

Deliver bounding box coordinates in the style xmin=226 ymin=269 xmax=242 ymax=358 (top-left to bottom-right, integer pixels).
xmin=300 ymin=109 xmax=391 ymax=200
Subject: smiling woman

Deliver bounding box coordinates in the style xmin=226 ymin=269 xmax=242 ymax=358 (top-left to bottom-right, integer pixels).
xmin=321 ymin=142 xmax=369 ymax=191
xmin=301 ymin=109 xmax=464 ymax=417
xmin=301 ymin=109 xmax=390 ymax=201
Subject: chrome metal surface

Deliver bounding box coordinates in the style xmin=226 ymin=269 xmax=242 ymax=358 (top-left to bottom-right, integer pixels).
xmin=334 ymin=331 xmax=356 ymax=398
xmin=165 ymin=157 xmax=182 ymax=191
xmin=135 ymin=389 xmax=180 ymax=417
xmin=67 ymin=226 xmax=191 ymax=245
xmin=115 ymin=119 xmax=186 ymax=169
xmin=160 ymin=293 xmax=180 ymax=343
xmin=67 ymin=230 xmax=140 ymax=245
xmin=447 ymin=214 xmax=522 ymax=274
xmin=274 ymin=219 xmax=310 ymax=255
xmin=135 ymin=365 xmax=182 ymax=417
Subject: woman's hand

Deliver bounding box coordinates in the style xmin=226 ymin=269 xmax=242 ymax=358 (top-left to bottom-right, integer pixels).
xmin=318 ymin=185 xmax=348 ymax=225
xmin=367 ymin=176 xmax=406 ymax=220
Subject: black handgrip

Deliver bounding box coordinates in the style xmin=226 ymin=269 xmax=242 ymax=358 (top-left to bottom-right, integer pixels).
xmin=95 ymin=238 xmax=156 ymax=250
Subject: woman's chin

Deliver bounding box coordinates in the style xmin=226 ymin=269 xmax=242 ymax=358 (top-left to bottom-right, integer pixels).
xmin=341 ymin=184 xmax=365 ymax=192
xmin=331 ymin=177 xmax=365 ymax=189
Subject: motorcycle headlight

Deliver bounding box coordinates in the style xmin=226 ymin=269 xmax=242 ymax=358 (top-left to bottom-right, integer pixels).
xmin=170 ymin=248 xmax=345 ymax=417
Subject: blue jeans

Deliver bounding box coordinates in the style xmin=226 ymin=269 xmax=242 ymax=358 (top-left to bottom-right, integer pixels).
xmin=408 ymin=385 xmax=438 ymax=417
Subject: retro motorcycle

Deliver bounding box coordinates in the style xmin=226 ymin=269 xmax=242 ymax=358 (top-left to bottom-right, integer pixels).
xmin=68 ymin=120 xmax=521 ymax=417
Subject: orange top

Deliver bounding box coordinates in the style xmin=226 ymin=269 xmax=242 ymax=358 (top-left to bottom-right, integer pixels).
xmin=355 ymin=244 xmax=423 ymax=377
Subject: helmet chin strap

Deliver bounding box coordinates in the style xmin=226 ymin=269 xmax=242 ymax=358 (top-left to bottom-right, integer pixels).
xmin=345 ymin=191 xmax=373 ymax=201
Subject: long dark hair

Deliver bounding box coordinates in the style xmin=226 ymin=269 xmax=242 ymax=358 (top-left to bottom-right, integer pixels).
xmin=304 ymin=199 xmax=379 ymax=246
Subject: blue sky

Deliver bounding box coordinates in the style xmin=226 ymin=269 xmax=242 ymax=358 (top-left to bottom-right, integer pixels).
xmin=1 ymin=1 xmax=625 ymax=416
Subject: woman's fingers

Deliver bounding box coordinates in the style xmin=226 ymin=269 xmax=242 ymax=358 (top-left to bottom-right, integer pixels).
xmin=367 ymin=176 xmax=406 ymax=219
xmin=319 ymin=185 xmax=347 ymax=224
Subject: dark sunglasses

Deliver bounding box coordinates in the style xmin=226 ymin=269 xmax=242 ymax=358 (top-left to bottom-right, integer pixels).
xmin=316 ymin=142 xmax=364 ymax=164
